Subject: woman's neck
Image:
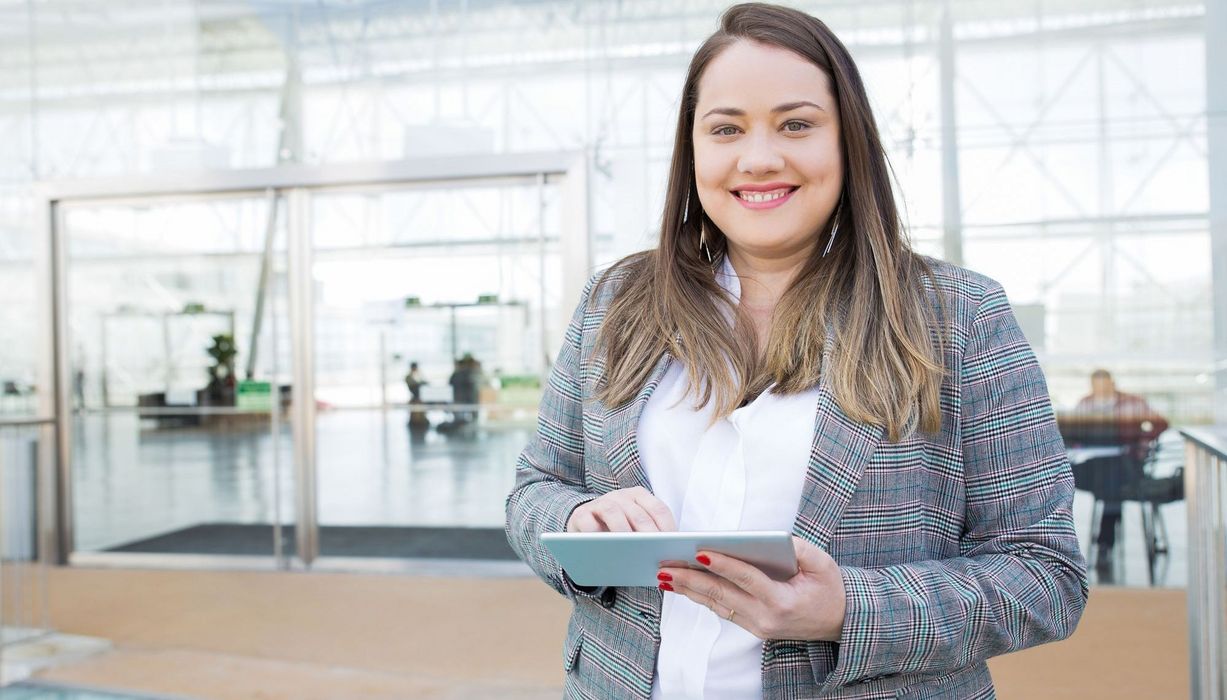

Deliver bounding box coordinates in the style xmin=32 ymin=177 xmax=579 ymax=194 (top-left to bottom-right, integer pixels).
xmin=727 ymin=246 xmax=810 ymax=311
xmin=726 ymin=245 xmax=812 ymax=352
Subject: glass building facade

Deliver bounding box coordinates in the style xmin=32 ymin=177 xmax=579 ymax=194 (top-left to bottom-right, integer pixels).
xmin=0 ymin=0 xmax=1217 ymax=588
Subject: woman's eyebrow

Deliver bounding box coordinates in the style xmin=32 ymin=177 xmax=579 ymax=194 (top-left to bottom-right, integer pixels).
xmin=699 ymin=101 xmax=826 ymax=120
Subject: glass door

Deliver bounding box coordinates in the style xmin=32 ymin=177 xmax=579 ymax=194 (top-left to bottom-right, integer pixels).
xmin=308 ymin=177 xmax=564 ymax=561
xmin=62 ymin=191 xmax=295 ymax=562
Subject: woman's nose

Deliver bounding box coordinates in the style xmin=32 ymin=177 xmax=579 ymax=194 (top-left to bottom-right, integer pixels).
xmin=736 ymin=134 xmax=785 ymax=176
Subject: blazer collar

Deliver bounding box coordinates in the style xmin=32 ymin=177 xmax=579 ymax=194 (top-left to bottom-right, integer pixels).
xmin=603 ymin=350 xmax=672 ymax=491
xmin=792 ymin=325 xmax=884 ymax=549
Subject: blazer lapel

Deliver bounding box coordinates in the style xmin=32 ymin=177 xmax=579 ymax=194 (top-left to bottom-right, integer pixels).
xmin=597 ymin=325 xmax=884 ymax=535
xmin=603 ymin=351 xmax=673 ymax=491
xmin=792 ymin=327 xmax=885 ymax=549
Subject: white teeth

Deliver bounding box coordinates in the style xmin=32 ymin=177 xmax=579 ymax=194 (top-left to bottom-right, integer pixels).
xmin=738 ymin=190 xmax=791 ymax=203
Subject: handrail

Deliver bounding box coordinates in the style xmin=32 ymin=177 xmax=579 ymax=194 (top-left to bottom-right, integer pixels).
xmin=72 ymin=403 xmax=541 ymax=415
xmin=1182 ymin=427 xmax=1227 ymax=461
xmin=0 ymin=427 xmax=52 ymax=656
xmin=0 ymin=417 xmax=54 ymax=428
xmin=1180 ymin=428 xmax=1227 ymax=700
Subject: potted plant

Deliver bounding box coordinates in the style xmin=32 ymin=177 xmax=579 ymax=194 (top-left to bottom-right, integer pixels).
xmin=204 ymin=333 xmax=238 ymax=406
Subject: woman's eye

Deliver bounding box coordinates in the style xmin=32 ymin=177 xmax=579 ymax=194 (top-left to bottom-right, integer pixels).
xmin=782 ymin=121 xmax=810 ymax=133
xmin=713 ymin=125 xmax=739 ymax=137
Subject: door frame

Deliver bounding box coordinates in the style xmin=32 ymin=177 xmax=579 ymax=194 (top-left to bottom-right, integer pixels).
xmin=35 ymin=150 xmax=588 ymax=569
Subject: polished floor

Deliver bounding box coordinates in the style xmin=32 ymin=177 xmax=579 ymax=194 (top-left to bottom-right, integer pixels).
xmin=66 ymin=410 xmax=1188 ymax=587
xmin=70 ymin=410 xmax=525 ymax=553
xmin=0 ymin=682 xmax=184 ymax=699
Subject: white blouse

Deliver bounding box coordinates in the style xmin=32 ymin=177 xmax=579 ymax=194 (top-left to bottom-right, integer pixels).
xmin=640 ymin=259 xmax=823 ymax=700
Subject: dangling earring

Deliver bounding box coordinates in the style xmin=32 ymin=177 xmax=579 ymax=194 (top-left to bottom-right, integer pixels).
xmin=685 ymin=185 xmax=713 ymax=263
xmin=822 ymin=200 xmax=843 ymax=258
xmin=699 ymin=224 xmax=714 ymax=263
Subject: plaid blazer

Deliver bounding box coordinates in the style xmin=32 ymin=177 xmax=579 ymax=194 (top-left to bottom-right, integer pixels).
xmin=505 ymin=257 xmax=1089 ymax=699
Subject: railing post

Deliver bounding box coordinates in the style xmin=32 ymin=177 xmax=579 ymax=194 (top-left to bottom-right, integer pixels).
xmin=1182 ymin=430 xmax=1227 ymax=700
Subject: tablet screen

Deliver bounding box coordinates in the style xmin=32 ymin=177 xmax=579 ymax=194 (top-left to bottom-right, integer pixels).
xmin=540 ymin=530 xmax=797 ymax=587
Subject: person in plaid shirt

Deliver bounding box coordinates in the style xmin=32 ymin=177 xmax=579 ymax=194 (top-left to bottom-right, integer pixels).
xmin=1072 ymin=369 xmax=1169 ymax=580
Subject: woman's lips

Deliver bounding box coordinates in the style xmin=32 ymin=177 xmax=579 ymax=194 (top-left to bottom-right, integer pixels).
xmin=732 ymin=186 xmax=798 ymax=210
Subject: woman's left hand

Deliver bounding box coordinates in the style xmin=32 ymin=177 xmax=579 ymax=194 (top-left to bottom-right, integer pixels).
xmin=657 ymin=536 xmax=846 ymax=642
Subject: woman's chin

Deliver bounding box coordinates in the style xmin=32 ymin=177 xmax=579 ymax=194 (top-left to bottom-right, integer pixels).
xmin=723 ymin=234 xmax=819 ymax=260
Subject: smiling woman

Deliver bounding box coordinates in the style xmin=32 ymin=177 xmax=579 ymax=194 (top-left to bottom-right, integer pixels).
xmin=506 ymin=3 xmax=1088 ymax=699
xmin=593 ymin=7 xmax=947 ymax=438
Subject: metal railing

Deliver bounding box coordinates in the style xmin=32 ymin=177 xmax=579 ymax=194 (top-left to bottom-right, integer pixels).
xmin=1181 ymin=427 xmax=1227 ymax=700
xmin=1 ymin=418 xmax=53 ymax=668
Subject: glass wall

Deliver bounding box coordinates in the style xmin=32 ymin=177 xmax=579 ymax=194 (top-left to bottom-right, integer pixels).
xmin=1 ymin=0 xmax=1215 ymax=585
xmin=0 ymin=187 xmax=39 ymax=420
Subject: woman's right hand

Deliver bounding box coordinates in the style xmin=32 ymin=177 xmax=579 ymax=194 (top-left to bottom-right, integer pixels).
xmin=566 ymin=486 xmax=677 ymax=532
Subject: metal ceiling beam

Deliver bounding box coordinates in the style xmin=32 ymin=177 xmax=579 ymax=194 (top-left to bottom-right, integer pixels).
xmin=0 ymin=6 xmax=1204 ymax=95
xmin=35 ymin=151 xmax=576 ymax=202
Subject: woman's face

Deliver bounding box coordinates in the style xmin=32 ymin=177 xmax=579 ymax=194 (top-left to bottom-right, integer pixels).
xmin=692 ymin=40 xmax=843 ymax=263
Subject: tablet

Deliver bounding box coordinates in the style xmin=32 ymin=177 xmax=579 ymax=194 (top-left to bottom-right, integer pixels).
xmin=540 ymin=530 xmax=798 ymax=587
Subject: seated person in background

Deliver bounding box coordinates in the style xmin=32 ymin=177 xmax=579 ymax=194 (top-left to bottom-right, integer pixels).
xmin=446 ymin=354 xmax=485 ymax=426
xmin=405 ymin=361 xmax=427 ymax=403
xmin=1072 ymin=369 xmax=1168 ymax=578
xmin=1074 ymin=369 xmax=1168 ymax=449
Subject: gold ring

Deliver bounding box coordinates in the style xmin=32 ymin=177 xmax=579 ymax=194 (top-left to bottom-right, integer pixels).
xmin=727 ymin=609 xmax=736 ymax=622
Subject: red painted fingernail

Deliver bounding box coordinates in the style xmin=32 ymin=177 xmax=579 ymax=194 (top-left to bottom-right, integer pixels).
xmin=659 ymin=582 xmax=674 ymax=592
xmin=696 ymin=554 xmax=712 ymax=566
xmin=657 ymin=571 xmax=672 ymax=582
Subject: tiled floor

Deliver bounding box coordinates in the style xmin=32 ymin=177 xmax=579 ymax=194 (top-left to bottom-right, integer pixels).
xmin=64 ymin=410 xmax=1188 ymax=587
xmin=19 ymin=567 xmax=1194 ymax=700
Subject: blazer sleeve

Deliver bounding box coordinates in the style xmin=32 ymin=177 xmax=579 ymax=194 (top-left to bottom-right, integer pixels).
xmin=820 ymin=281 xmax=1090 ymax=691
xmin=504 ymin=276 xmax=602 ymax=600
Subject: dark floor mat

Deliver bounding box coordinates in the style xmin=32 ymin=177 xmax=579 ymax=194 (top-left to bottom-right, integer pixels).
xmin=103 ymin=523 xmax=516 ymax=559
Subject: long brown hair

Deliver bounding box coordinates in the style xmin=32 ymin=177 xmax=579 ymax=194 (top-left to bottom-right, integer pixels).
xmin=595 ymin=2 xmax=945 ymax=442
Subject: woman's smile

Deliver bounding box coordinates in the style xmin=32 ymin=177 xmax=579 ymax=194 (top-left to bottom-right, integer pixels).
xmin=731 ymin=183 xmax=799 ymax=209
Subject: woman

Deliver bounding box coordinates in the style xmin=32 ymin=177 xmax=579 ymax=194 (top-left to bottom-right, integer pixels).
xmin=506 ymin=4 xmax=1088 ymax=698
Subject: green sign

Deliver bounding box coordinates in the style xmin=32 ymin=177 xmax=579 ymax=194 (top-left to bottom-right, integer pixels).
xmin=236 ymin=380 xmax=272 ymax=411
